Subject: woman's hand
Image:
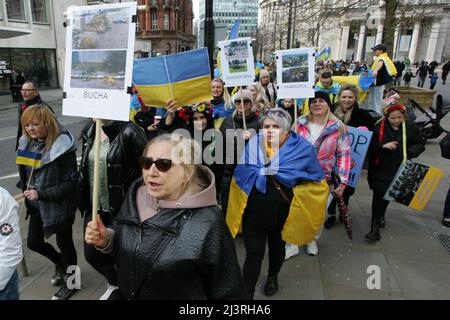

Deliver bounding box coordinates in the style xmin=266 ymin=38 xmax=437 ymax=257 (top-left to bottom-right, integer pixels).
xmin=165 ymin=99 xmax=179 ymax=126
xmin=383 ymin=141 xmax=399 ymax=150
xmin=243 ymin=130 xmax=251 ymax=140
xmin=23 ymin=189 xmax=39 ymax=201
xmin=85 ymin=215 xmax=108 ymax=248
xmin=332 ymin=184 xmax=345 ymax=198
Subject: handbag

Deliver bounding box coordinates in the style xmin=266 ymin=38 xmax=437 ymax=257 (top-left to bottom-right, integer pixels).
xmin=440 ymin=132 xmax=450 ymax=159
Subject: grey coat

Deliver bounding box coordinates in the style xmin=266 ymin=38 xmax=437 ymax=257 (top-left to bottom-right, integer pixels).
xmin=18 ymin=126 xmax=78 ymax=238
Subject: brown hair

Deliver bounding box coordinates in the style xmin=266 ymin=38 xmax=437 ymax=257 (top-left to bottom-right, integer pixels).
xmin=21 ymin=105 xmax=59 ymax=149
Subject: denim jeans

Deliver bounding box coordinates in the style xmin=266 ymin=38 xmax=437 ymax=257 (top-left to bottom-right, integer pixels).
xmin=369 ymin=85 xmax=385 ymax=115
xmin=0 ymin=270 xmax=19 ymax=300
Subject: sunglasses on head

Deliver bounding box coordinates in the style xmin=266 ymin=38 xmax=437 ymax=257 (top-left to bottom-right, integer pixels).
xmin=138 ymin=156 xmax=172 ymax=172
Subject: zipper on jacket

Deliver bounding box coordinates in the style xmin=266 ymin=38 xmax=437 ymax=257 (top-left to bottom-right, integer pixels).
xmin=132 ymin=223 xmax=143 ymax=299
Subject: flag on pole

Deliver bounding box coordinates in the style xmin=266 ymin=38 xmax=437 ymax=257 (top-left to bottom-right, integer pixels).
xmin=315 ymin=47 xmax=331 ymax=62
xmin=16 ymin=150 xmax=42 ymax=168
xmin=133 ymin=48 xmax=212 ymax=107
xmin=216 ymin=19 xmax=241 ymax=79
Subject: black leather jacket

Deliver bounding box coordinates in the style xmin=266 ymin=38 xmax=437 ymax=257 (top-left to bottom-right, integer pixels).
xmin=112 ymin=177 xmax=248 ymax=300
xmin=79 ymin=120 xmax=147 ymax=216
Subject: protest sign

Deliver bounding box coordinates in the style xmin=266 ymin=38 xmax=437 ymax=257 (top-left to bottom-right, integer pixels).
xmin=133 ymin=48 xmax=212 ymax=107
xmin=384 ymin=160 xmax=443 ymax=211
xmin=347 ymin=126 xmax=373 ymax=188
xmin=217 ymin=37 xmax=256 ymax=87
xmin=62 ymin=2 xmax=136 ymax=121
xmin=276 ymin=48 xmax=315 ymax=99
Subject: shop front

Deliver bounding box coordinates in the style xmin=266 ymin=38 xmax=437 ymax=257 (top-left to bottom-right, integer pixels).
xmin=0 ymin=48 xmax=59 ymax=97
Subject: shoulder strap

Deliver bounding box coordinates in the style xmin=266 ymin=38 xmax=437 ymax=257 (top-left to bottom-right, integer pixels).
xmin=269 ymin=175 xmax=290 ymax=204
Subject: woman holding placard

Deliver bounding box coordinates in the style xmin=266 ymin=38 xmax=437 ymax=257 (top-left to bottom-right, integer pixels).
xmin=325 ymin=84 xmax=375 ymax=229
xmin=85 ymin=134 xmax=247 ymax=300
xmin=219 ymin=90 xmax=260 ymax=217
xmin=366 ymin=105 xmax=425 ymax=242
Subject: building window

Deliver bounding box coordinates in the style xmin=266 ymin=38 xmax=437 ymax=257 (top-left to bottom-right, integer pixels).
xmin=6 ymin=0 xmax=27 ymax=21
xmin=31 ymin=0 xmax=48 ymax=24
xmin=164 ymin=14 xmax=169 ymax=30
xmin=152 ymin=14 xmax=158 ymax=30
xmin=151 ymin=0 xmax=158 ymax=6
xmin=165 ymin=43 xmax=171 ymax=55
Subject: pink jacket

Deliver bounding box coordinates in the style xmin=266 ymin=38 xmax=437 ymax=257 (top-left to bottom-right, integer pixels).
xmin=297 ymin=117 xmax=351 ymax=186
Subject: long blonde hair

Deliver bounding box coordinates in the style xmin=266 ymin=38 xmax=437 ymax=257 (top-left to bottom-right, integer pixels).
xmin=212 ymin=78 xmax=232 ymax=109
xmin=248 ymin=83 xmax=271 ymax=114
xmin=21 ymin=105 xmax=59 ymax=149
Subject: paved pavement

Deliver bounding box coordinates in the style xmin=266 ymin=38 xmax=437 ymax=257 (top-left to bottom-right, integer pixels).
xmin=2 ymin=86 xmax=450 ymax=300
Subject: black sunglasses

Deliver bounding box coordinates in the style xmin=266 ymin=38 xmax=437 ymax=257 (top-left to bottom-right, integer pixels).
xmin=138 ymin=156 xmax=172 ymax=172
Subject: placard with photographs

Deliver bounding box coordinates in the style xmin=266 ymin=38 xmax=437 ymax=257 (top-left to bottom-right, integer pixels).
xmin=384 ymin=160 xmax=443 ymax=211
xmin=276 ymin=48 xmax=316 ymax=99
xmin=62 ymin=2 xmax=136 ymax=121
xmin=218 ymin=37 xmax=256 ymax=87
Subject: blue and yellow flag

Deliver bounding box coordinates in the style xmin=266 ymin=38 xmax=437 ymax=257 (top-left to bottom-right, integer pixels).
xmin=16 ymin=150 xmax=41 ymax=168
xmin=216 ymin=19 xmax=241 ymax=79
xmin=316 ymin=47 xmax=331 ymax=62
xmin=226 ymin=131 xmax=330 ymax=245
xmin=133 ymin=48 xmax=212 ymax=107
xmin=333 ymin=74 xmax=375 ymax=102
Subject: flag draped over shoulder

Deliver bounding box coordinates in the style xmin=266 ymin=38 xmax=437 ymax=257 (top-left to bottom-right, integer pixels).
xmin=372 ymin=52 xmax=397 ymax=76
xmin=226 ymin=131 xmax=330 ymax=245
xmin=133 ymin=48 xmax=212 ymax=107
xmin=16 ymin=150 xmax=41 ymax=168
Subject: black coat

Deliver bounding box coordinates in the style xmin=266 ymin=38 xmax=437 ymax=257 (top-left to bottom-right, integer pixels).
xmin=333 ymin=102 xmax=376 ymax=132
xmin=218 ymin=112 xmax=260 ymax=215
xmin=16 ymin=95 xmax=53 ymax=150
xmin=112 ymin=178 xmax=248 ymax=300
xmin=18 ymin=127 xmax=78 ymax=238
xmin=79 ymin=121 xmax=147 ymax=216
xmin=368 ymin=121 xmax=425 ymax=194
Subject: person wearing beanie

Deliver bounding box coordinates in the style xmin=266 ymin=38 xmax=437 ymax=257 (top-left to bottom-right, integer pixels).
xmin=366 ymin=104 xmax=424 ymax=242
xmin=285 ymin=90 xmax=351 ymax=259
xmin=219 ymin=90 xmax=260 ymax=216
xmin=259 ymin=69 xmax=277 ymax=107
xmin=369 ymin=43 xmax=397 ymax=115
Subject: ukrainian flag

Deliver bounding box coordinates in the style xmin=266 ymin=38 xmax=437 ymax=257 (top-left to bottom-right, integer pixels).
xmin=129 ymin=88 xmax=144 ymax=122
xmin=226 ymin=131 xmax=330 ymax=245
xmin=133 ymin=48 xmax=212 ymax=107
xmin=316 ymin=47 xmax=331 ymax=62
xmin=333 ymin=74 xmax=375 ymax=103
xmin=16 ymin=150 xmax=41 ymax=168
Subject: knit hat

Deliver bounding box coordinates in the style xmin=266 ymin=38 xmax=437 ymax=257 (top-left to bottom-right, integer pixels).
xmin=308 ymin=91 xmax=332 ymax=109
xmin=232 ymin=89 xmax=254 ymax=105
xmin=259 ymin=69 xmax=270 ymax=78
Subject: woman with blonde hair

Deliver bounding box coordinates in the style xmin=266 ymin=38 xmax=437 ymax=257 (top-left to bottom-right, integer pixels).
xmin=85 ymin=134 xmax=247 ymax=300
xmin=247 ymin=83 xmax=271 ymax=115
xmin=18 ymin=105 xmax=78 ymax=300
xmin=211 ymin=78 xmax=234 ymax=128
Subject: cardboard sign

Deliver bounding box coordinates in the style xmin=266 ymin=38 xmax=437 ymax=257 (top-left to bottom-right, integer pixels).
xmin=217 ymin=37 xmax=256 ymax=87
xmin=384 ymin=160 xmax=443 ymax=211
xmin=62 ymin=2 xmax=136 ymax=121
xmin=276 ymin=48 xmax=316 ymax=99
xmin=347 ymin=126 xmax=373 ymax=188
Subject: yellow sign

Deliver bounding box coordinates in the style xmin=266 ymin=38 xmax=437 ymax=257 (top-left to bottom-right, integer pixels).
xmin=409 ymin=167 xmax=443 ymax=211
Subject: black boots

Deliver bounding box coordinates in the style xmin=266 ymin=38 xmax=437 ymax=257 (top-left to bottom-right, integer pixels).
xmin=51 ymin=265 xmax=65 ymax=286
xmin=365 ymin=219 xmax=381 ymax=242
xmin=324 ymin=215 xmax=336 ymax=229
xmin=264 ymin=275 xmax=278 ymax=296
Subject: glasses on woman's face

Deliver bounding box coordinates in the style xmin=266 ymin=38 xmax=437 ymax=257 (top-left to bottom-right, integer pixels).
xmin=138 ymin=156 xmax=172 ymax=172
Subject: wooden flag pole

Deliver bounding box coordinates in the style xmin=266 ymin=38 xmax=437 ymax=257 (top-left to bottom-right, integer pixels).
xmin=294 ymin=99 xmax=298 ymax=133
xmin=239 ymin=87 xmax=247 ymax=131
xmin=91 ymin=119 xmax=103 ymax=223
